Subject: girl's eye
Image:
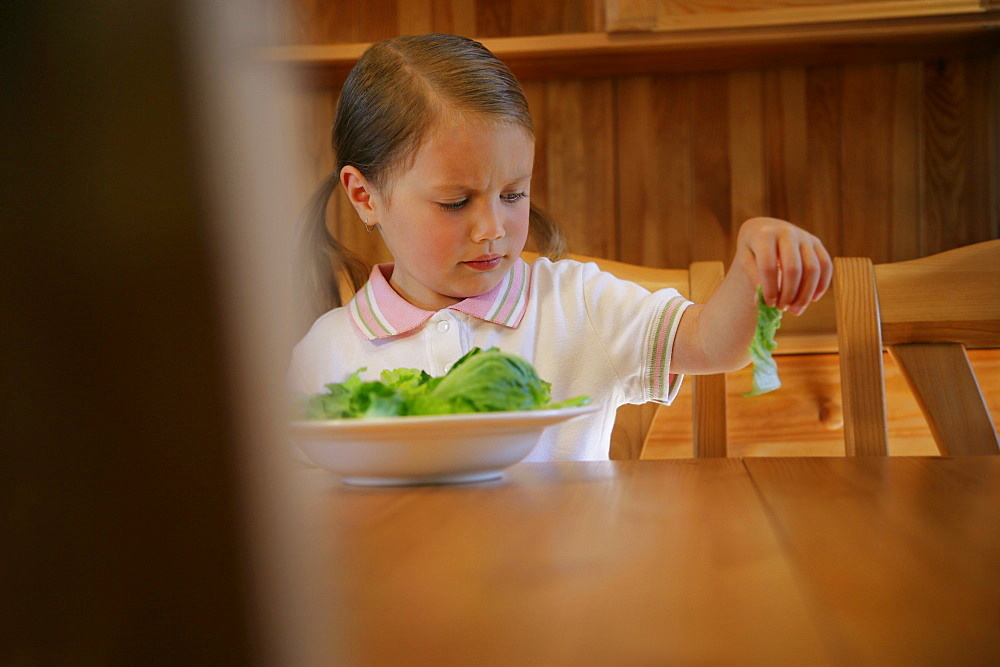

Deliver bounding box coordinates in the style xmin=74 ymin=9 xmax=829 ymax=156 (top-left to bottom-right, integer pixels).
xmin=438 ymin=199 xmax=468 ymax=211
xmin=501 ymin=192 xmax=527 ymax=203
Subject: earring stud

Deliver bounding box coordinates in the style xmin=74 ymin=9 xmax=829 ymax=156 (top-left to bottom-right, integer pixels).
xmin=363 ymin=218 xmax=376 ymax=233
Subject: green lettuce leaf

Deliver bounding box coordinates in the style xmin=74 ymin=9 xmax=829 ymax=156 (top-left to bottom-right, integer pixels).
xmin=745 ymin=286 xmax=783 ymax=397
xmin=301 ymin=347 xmax=590 ymax=419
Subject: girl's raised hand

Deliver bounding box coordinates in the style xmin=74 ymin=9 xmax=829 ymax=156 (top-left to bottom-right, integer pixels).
xmin=734 ymin=217 xmax=833 ymax=316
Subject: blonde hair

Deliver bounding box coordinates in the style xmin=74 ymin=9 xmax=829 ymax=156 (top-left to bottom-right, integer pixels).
xmin=301 ymin=33 xmax=565 ymax=317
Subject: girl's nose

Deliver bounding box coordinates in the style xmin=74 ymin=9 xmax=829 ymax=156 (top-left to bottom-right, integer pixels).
xmin=472 ymin=205 xmax=505 ymax=243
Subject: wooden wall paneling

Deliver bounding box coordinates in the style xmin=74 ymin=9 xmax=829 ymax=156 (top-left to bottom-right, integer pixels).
xmin=478 ymin=0 xmax=604 ymax=36
xmin=523 ymin=79 xmax=554 ymax=253
xmin=804 ymin=66 xmax=844 ymax=257
xmin=434 ymin=0 xmax=479 ymax=35
xmin=923 ymin=58 xmax=960 ymax=253
xmin=358 ymin=1 xmax=400 ymax=41
xmin=289 ymin=0 xmax=482 ymax=44
xmin=993 ymin=51 xmax=1000 ymax=238
xmin=295 ymin=86 xmax=337 ymax=204
xmin=392 ymin=0 xmax=481 ymax=36
xmin=841 ymin=63 xmax=897 ymax=262
xmin=476 ymin=0 xmax=514 ymax=37
xmin=544 ymin=79 xmax=618 ymax=257
xmin=920 ymin=56 xmax=999 ymax=253
xmin=398 ymin=0 xmax=435 ymax=34
xmin=728 ymin=70 xmax=768 ymax=239
xmin=891 ymin=61 xmax=924 ymax=261
xmin=692 ymin=72 xmax=733 ymax=261
xmin=964 ymin=54 xmax=998 ymax=242
xmin=606 ymin=0 xmax=989 ymax=33
xmin=522 ymin=79 xmax=550 ymax=251
xmin=764 ymin=68 xmax=810 ymax=231
xmin=617 ymin=75 xmax=695 ymax=267
xmin=296 ymin=0 xmax=368 ymax=43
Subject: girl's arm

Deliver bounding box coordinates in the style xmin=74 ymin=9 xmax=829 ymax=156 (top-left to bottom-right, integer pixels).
xmin=670 ymin=217 xmax=833 ymax=375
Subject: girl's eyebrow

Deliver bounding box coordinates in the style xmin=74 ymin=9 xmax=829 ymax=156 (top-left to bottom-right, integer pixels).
xmin=429 ymin=174 xmax=532 ymax=193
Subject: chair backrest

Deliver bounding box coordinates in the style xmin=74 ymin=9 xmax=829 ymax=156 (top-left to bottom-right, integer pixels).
xmin=834 ymin=240 xmax=1000 ymax=456
xmin=522 ymin=251 xmax=727 ymax=459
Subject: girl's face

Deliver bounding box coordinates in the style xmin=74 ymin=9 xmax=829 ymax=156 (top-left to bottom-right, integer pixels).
xmin=371 ymin=117 xmax=534 ymax=311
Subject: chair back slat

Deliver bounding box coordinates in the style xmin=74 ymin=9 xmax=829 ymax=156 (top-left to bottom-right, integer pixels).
xmin=834 ymin=257 xmax=890 ymax=456
xmin=836 ymin=240 xmax=1000 ymax=456
xmin=889 ymin=343 xmax=1000 ymax=455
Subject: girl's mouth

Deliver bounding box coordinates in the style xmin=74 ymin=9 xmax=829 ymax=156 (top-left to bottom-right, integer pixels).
xmin=462 ymin=255 xmax=503 ymax=271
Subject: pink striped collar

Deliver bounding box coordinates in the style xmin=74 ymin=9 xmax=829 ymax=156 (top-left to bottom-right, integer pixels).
xmin=347 ymin=260 xmax=532 ymax=340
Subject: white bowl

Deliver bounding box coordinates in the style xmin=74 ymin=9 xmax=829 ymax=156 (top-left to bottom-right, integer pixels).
xmin=288 ymin=404 xmax=599 ymax=486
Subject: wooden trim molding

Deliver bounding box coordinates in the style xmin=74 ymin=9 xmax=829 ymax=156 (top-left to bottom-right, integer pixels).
xmin=263 ymin=12 xmax=1000 ymax=86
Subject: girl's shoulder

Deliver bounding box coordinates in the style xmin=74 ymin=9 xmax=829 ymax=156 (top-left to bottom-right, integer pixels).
xmin=524 ymin=255 xmax=603 ymax=280
xmin=295 ymin=305 xmax=353 ymax=346
xmin=525 ymin=255 xmax=641 ymax=293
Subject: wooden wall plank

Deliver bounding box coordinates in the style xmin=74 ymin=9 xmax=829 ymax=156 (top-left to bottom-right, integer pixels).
xmin=804 ymin=66 xmax=844 ymax=257
xmin=522 ymin=79 xmax=550 ymax=252
xmin=918 ymin=56 xmax=999 ymax=252
xmin=476 ymin=0 xmax=513 ymax=37
xmin=729 ymin=70 xmax=767 ymax=239
xmin=891 ymin=61 xmax=924 ymax=260
xmin=841 ymin=63 xmax=896 ymax=262
xmin=438 ymin=0 xmax=479 ymax=35
xmin=398 ymin=0 xmax=434 ymax=34
xmin=358 ymin=0 xmax=399 ymax=41
xmin=765 ymin=68 xmax=810 ymax=230
xmin=924 ymin=58 xmax=964 ymax=254
xmin=544 ymin=79 xmax=618 ymax=257
xmin=288 ymin=0 xmax=604 ymax=42
xmin=617 ymin=75 xmax=695 ymax=267
xmin=692 ymin=72 xmax=733 ymax=261
xmin=965 ymin=54 xmax=998 ymax=242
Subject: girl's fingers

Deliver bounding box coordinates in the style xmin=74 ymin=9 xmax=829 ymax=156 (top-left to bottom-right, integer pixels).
xmin=789 ymin=243 xmax=821 ymax=315
xmin=738 ymin=217 xmax=833 ymax=314
xmin=775 ymin=233 xmax=803 ymax=310
xmin=752 ymin=238 xmax=781 ymax=307
xmin=813 ymin=242 xmax=833 ymax=301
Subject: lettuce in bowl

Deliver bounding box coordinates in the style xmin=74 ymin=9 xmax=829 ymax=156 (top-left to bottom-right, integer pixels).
xmin=303 ymin=347 xmax=590 ymax=419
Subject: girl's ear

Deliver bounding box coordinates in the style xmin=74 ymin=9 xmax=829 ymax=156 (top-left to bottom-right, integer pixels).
xmin=340 ymin=166 xmax=378 ymax=222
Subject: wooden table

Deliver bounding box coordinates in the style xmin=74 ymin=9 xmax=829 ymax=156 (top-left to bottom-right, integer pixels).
xmin=309 ymin=457 xmax=1000 ymax=666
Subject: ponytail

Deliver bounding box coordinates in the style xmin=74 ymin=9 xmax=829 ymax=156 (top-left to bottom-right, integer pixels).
xmin=299 ymin=171 xmax=370 ymax=318
xmin=528 ymin=201 xmax=567 ymax=260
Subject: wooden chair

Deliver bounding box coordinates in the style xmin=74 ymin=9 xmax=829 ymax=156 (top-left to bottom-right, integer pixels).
xmin=523 ymin=252 xmax=728 ymax=459
xmin=834 ymin=240 xmax=1000 ymax=456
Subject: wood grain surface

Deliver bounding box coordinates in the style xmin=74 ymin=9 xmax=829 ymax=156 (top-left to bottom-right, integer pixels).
xmin=745 ymin=455 xmax=1000 ymax=665
xmin=319 ymin=459 xmax=831 ymax=665
xmin=315 ymin=456 xmax=1000 ymax=665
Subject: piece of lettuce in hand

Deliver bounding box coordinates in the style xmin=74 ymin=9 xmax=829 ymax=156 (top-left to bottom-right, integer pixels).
xmin=745 ymin=286 xmax=783 ymax=397
xmin=301 ymin=347 xmax=590 ymax=419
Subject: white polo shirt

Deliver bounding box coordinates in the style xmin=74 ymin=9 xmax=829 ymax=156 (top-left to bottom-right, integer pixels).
xmin=288 ymin=257 xmax=692 ymax=461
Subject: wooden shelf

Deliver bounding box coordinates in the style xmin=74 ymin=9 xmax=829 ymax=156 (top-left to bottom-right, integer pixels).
xmin=265 ymin=12 xmax=1000 ymax=86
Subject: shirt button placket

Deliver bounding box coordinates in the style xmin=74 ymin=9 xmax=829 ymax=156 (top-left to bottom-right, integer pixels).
xmin=430 ymin=313 xmax=462 ymax=375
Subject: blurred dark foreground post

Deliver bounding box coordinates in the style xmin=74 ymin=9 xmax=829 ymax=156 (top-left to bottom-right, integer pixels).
xmin=1 ymin=1 xmax=339 ymax=664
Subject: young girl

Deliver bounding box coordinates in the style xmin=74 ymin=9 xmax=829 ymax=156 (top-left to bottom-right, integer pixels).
xmin=289 ymin=33 xmax=832 ymax=461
